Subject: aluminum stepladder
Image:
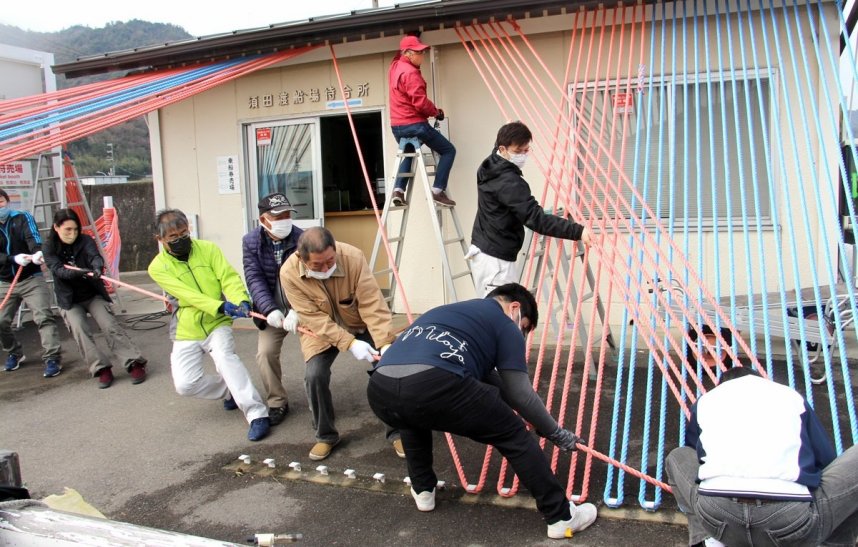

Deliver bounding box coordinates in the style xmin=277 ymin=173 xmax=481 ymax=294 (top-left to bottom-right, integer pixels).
xmin=519 ymin=224 xmax=616 ymax=357
xmin=369 ymin=137 xmax=473 ymax=307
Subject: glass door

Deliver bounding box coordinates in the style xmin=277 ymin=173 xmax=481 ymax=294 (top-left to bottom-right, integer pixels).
xmin=245 ymin=119 xmax=323 ymax=229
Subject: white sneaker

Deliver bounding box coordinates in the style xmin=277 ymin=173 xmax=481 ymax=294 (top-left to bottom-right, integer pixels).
xmin=410 ymin=487 xmax=435 ymax=512
xmin=546 ymin=502 xmax=597 ymax=539
xmin=704 ymin=538 xmax=726 ymax=547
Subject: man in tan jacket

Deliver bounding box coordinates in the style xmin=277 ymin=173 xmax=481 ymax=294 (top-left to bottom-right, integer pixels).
xmin=281 ymin=226 xmax=400 ymax=461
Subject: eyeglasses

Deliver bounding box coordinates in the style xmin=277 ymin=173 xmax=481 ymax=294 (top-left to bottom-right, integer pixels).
xmin=166 ymin=233 xmax=190 ymax=245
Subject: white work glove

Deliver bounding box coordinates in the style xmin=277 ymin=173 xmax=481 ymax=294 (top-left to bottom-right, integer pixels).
xmin=282 ymin=309 xmax=299 ymax=335
xmin=348 ymin=339 xmax=379 ymax=363
xmin=30 ymin=251 xmax=44 ymax=265
xmin=13 ymin=254 xmax=31 ymax=266
xmin=266 ymin=309 xmax=286 ymax=329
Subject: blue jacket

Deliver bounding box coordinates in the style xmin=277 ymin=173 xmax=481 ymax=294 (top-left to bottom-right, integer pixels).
xmin=241 ymin=225 xmax=303 ymax=318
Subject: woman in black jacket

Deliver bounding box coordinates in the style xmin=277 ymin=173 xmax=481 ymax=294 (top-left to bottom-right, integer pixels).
xmin=43 ymin=208 xmax=147 ymax=388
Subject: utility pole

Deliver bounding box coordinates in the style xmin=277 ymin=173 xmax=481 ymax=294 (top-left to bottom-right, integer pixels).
xmin=106 ymin=143 xmax=115 ymax=176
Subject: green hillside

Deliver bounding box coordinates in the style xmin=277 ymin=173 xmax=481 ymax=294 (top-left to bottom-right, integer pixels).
xmin=0 ymin=20 xmax=192 ymax=178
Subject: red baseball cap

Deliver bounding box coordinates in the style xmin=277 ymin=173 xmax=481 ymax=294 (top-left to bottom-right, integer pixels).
xmin=400 ymin=35 xmax=430 ymax=52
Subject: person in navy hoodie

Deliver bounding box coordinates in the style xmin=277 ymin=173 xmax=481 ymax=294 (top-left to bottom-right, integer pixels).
xmin=667 ymin=366 xmax=858 ymax=547
xmin=242 ymin=192 xmax=304 ymax=426
xmin=388 ymin=34 xmax=456 ymax=207
xmin=0 ymin=189 xmax=62 ymax=377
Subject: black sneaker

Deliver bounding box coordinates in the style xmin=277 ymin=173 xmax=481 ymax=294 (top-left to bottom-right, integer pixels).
xmin=269 ymin=404 xmax=290 ymax=426
xmin=223 ymin=396 xmax=238 ymax=411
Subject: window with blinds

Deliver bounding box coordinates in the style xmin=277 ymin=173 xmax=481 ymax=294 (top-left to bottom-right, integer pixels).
xmin=570 ymin=74 xmax=773 ymax=227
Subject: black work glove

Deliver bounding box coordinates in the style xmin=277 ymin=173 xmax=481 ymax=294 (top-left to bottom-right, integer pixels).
xmin=546 ymin=426 xmax=586 ymax=451
xmin=435 ymin=108 xmax=445 ymax=121
xmin=89 ymin=269 xmax=102 ymax=280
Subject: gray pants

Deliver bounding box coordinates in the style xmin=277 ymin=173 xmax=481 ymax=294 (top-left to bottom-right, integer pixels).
xmin=305 ymin=331 xmax=398 ymax=444
xmin=0 ymin=275 xmax=60 ymax=363
xmin=60 ymin=297 xmax=144 ymax=376
xmin=257 ymin=325 xmax=290 ymax=408
xmin=667 ymin=445 xmax=858 ymax=546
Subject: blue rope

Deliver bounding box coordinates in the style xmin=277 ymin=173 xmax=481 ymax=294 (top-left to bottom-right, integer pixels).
xmin=0 ymin=58 xmax=248 ymax=140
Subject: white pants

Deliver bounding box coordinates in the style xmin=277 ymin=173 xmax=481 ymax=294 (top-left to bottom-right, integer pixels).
xmin=170 ymin=326 xmax=267 ymax=422
xmin=469 ymin=247 xmax=518 ymax=297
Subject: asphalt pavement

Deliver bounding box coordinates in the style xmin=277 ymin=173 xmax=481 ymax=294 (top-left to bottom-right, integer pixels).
xmin=0 ymin=272 xmax=688 ymax=546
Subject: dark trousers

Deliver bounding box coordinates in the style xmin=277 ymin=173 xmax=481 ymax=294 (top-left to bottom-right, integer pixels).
xmin=391 ymin=122 xmax=456 ymax=191
xmin=367 ymin=367 xmax=570 ymax=523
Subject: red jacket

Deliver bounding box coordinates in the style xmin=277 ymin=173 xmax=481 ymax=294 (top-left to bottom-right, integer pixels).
xmin=388 ymin=53 xmax=439 ymax=126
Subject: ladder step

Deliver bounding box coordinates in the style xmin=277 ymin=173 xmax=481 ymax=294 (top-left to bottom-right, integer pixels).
xmin=37 ymin=176 xmax=61 ymax=182
xmin=33 ymin=201 xmax=62 ymax=208
xmin=374 ymin=268 xmax=394 ymax=276
xmin=443 ymin=236 xmax=464 ymax=245
xmin=451 ymin=271 xmax=472 ymax=280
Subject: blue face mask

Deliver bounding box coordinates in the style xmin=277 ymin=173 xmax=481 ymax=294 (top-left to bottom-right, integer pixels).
xmin=0 ymin=207 xmax=10 ymax=223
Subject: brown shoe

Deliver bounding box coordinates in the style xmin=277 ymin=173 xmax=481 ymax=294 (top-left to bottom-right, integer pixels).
xmin=433 ymin=191 xmax=456 ymax=207
xmin=391 ymin=189 xmax=407 ymax=206
xmin=309 ymin=440 xmax=340 ymax=461
xmin=392 ymin=439 xmax=406 ymax=459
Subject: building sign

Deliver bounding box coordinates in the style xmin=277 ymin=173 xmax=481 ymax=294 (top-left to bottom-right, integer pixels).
xmin=0 ymin=162 xmax=33 ymax=187
xmin=248 ymin=82 xmax=370 ymax=110
xmin=326 ymin=99 xmax=364 ymax=110
xmin=256 ymin=127 xmax=272 ymax=146
xmin=613 ymin=92 xmax=634 ymax=115
xmin=216 ymin=155 xmax=240 ymax=195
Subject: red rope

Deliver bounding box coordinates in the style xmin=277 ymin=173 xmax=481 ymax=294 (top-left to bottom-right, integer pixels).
xmin=1 ymin=48 xmax=318 ymax=164
xmin=0 ymin=266 xmax=24 ymax=311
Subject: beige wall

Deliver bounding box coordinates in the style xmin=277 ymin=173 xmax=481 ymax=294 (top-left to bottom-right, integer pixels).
xmin=152 ymin=4 xmax=844 ymax=333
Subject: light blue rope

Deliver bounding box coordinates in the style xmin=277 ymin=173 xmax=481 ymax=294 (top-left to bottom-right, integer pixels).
xmin=0 ymin=58 xmax=247 ymax=140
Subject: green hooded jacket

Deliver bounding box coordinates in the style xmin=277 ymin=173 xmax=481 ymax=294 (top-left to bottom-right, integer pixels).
xmin=148 ymin=239 xmax=249 ymax=341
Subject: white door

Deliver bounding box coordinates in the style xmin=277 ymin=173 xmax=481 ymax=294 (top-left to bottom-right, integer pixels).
xmin=246 ymin=119 xmax=323 ymax=229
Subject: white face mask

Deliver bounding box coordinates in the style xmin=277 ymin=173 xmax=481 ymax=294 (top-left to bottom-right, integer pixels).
xmin=265 ymin=219 xmax=293 ymax=240
xmin=508 ymin=306 xmax=525 ymax=336
xmin=306 ymin=263 xmax=337 ymax=280
xmin=508 ymin=152 xmax=528 ymax=170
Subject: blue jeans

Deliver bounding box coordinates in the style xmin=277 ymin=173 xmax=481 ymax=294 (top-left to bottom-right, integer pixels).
xmin=367 ymin=367 xmax=571 ymax=524
xmin=667 ymin=445 xmax=858 ymax=546
xmin=391 ymin=122 xmax=456 ymax=192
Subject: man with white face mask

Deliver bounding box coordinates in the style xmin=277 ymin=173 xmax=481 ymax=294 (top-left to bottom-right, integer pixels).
xmin=469 ymin=121 xmax=595 ymax=297
xmin=242 ymin=192 xmax=304 ymax=426
xmin=281 ymin=226 xmax=400 ymax=461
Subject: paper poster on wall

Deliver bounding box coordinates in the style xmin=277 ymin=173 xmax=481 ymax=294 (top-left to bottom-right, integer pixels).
xmin=216 ymin=155 xmax=240 ymax=194
xmin=256 ymin=127 xmax=272 ymax=146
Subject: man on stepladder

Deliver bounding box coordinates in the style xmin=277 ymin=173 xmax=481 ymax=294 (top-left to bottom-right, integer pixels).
xmin=469 ymin=121 xmax=594 ymax=297
xmin=388 ymin=34 xmax=456 ymax=207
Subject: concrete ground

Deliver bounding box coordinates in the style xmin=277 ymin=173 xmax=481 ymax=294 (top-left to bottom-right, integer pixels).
xmin=0 ymin=272 xmax=689 ymax=546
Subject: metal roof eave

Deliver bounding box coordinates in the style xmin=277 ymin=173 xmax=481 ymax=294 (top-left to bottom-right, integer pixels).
xmin=54 ymin=0 xmax=621 ymax=78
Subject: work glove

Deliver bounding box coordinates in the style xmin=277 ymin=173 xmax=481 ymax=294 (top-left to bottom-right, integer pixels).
xmin=30 ymin=251 xmax=44 ymax=265
xmin=89 ymin=269 xmax=102 ymax=280
xmin=435 ymin=108 xmax=445 ymax=121
xmin=348 ymin=339 xmax=379 ymax=363
xmin=13 ymin=254 xmax=31 ymax=266
xmin=223 ymin=301 xmax=251 ymax=319
xmin=266 ymin=309 xmax=285 ymax=329
xmin=282 ymin=309 xmax=299 ymax=335
xmin=546 ymin=426 xmax=586 ymax=452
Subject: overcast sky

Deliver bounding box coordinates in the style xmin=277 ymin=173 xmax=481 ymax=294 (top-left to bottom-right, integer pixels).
xmin=0 ymin=0 xmax=400 ymax=36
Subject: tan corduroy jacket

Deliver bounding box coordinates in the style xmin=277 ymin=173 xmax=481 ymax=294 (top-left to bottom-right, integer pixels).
xmin=281 ymin=241 xmax=395 ymax=361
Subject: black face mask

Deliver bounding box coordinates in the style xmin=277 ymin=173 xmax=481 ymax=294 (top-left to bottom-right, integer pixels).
xmin=167 ymin=234 xmax=192 ymax=256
